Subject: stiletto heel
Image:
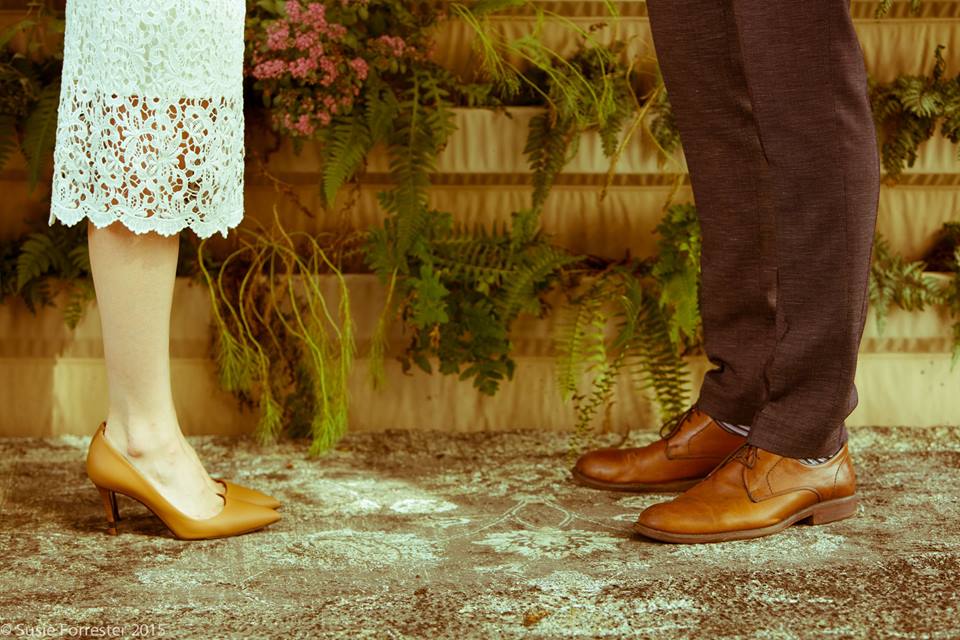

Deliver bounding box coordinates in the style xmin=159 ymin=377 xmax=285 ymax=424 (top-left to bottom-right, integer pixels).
xmin=86 ymin=422 xmax=280 ymax=540
xmin=97 ymin=486 xmax=119 ymax=535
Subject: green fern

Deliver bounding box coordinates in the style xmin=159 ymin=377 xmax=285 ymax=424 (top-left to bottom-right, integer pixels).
xmin=569 ymin=306 xmax=621 ymax=454
xmin=497 ymin=242 xmax=579 ymax=321
xmin=554 ymin=285 xmax=603 ymax=402
xmin=920 ymin=224 xmax=960 ymax=364
xmin=373 ymin=70 xmax=455 ymax=270
xmin=21 ymin=80 xmax=59 ymax=191
xmin=555 ymin=276 xmax=617 ymax=454
xmin=652 ymin=203 xmax=702 ymax=346
xmin=319 ymin=72 xmax=402 ymax=207
xmin=0 ymin=115 xmax=17 ymax=170
xmin=16 ymin=233 xmax=60 ymax=291
xmin=555 ymin=266 xmax=690 ymax=454
xmin=522 ymin=42 xmax=636 ymax=211
xmin=7 ymin=223 xmax=93 ymax=322
xmin=525 ymin=111 xmax=578 ymax=210
xmin=62 ymin=278 xmax=95 ymax=329
xmin=647 ymin=78 xmax=682 ymax=158
xmin=431 ymin=223 xmax=516 ymax=294
xmin=621 ymin=282 xmax=690 ymax=421
xmin=508 ymin=208 xmax=541 ymax=251
xmin=410 ymin=262 xmax=450 ymax=327
xmin=321 ymin=115 xmax=372 ymax=208
xmin=869 ymin=233 xmax=945 ymax=334
xmin=870 ymin=45 xmax=959 ymax=179
xmin=16 ymin=225 xmax=85 ymax=292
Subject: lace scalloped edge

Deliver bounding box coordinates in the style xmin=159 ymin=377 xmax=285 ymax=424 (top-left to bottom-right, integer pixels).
xmin=49 ymin=201 xmax=244 ymax=240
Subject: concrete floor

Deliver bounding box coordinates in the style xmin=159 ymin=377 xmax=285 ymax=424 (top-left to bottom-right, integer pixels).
xmin=0 ymin=425 xmax=958 ymax=639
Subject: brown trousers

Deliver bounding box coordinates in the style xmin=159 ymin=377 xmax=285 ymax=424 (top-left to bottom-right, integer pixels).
xmin=645 ymin=0 xmax=881 ymax=458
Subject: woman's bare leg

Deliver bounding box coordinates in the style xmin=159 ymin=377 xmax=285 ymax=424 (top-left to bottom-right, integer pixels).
xmin=87 ymin=218 xmax=223 ymax=519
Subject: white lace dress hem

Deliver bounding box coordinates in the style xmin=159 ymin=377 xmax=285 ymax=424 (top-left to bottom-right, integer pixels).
xmin=48 ymin=0 xmax=247 ymax=240
xmin=49 ymin=201 xmax=244 ymax=239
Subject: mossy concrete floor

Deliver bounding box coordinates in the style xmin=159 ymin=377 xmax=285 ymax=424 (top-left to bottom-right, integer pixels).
xmin=0 ymin=426 xmax=958 ymax=639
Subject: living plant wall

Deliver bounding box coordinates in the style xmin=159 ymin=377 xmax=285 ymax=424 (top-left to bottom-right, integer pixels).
xmin=0 ymin=0 xmax=957 ymax=452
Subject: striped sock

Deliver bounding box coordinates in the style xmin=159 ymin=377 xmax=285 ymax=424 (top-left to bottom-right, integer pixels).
xmin=714 ymin=419 xmax=750 ymax=437
xmin=714 ymin=419 xmax=837 ymax=465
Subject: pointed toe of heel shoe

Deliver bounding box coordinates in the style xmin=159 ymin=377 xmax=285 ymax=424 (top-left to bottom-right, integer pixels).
xmin=86 ymin=422 xmax=281 ymax=540
xmin=214 ymin=479 xmax=282 ymax=510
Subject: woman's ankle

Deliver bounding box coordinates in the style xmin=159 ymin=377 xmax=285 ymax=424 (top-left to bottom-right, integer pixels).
xmin=103 ymin=417 xmax=183 ymax=459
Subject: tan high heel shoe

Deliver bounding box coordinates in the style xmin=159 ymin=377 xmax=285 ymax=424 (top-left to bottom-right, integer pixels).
xmin=87 ymin=422 xmax=281 ymax=539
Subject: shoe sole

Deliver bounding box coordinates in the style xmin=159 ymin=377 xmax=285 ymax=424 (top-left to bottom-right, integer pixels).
xmin=632 ymin=494 xmax=860 ymax=544
xmin=570 ymin=468 xmax=704 ymax=493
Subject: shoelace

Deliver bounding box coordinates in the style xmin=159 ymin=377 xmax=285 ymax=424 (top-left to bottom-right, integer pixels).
xmin=696 ymin=443 xmax=758 ymax=483
xmin=657 ymin=405 xmax=698 ymax=440
xmin=731 ymin=444 xmax=759 ymax=469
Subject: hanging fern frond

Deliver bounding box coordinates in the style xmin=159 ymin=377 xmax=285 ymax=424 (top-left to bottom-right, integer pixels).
xmin=365 ymin=72 xmax=400 ymax=143
xmin=16 ymin=232 xmax=58 ymax=290
xmin=652 ymin=203 xmax=702 ymax=346
xmin=0 ymin=115 xmax=17 ymax=171
xmin=21 ymin=80 xmax=59 ymax=191
xmin=569 ymin=310 xmax=624 ymax=452
xmin=68 ymin=242 xmax=90 ymax=275
xmin=428 ymin=220 xmax=520 ymax=293
xmin=870 ymin=45 xmax=959 ymax=179
xmin=525 ymin=111 xmax=578 ymax=210
xmin=321 ymin=115 xmax=372 ymax=208
xmin=497 ymin=242 xmax=579 ymax=321
xmin=554 ymin=277 xmax=608 ymax=402
xmin=557 ymin=267 xmax=691 ymax=455
xmin=647 ymin=81 xmax=682 ymax=158
xmin=62 ymin=278 xmax=95 ymax=329
xmin=623 ymin=287 xmax=690 ymax=421
xmin=869 ymin=233 xmax=946 ymax=335
xmin=374 ymin=71 xmax=456 ymax=270
xmin=946 ymin=253 xmax=960 ymax=365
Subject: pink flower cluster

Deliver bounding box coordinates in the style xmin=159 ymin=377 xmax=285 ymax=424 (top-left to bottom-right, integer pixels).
xmin=248 ymin=0 xmax=422 ymax=139
xmin=376 ymin=35 xmax=406 ymax=58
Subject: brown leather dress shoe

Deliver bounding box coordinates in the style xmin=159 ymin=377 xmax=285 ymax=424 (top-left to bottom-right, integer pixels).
xmin=571 ymin=406 xmax=747 ymax=492
xmin=633 ymin=443 xmax=859 ymax=543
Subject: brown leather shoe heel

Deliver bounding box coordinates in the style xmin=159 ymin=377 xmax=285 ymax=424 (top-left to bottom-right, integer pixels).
xmin=633 ymin=442 xmax=859 ymax=544
xmin=571 ymin=406 xmax=747 ymax=492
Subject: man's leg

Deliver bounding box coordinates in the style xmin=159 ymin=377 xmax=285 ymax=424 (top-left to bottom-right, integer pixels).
xmin=645 ymin=0 xmax=779 ymax=429
xmin=728 ymin=0 xmax=880 ymax=459
xmin=568 ymin=0 xmax=773 ymax=493
xmin=632 ymin=0 xmax=879 ymax=542
xmin=648 ymin=0 xmax=879 ymax=458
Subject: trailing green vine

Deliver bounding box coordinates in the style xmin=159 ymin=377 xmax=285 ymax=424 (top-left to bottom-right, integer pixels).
xmin=197 ymin=208 xmax=356 ymax=454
